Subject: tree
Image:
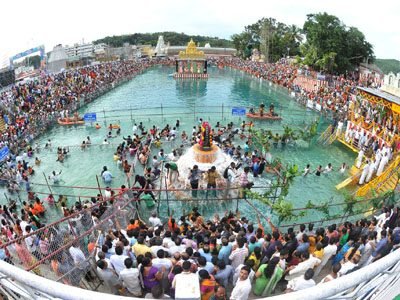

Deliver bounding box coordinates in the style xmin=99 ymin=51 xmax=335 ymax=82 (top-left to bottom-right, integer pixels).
xmin=231 ymin=17 xmax=302 ymax=61
xmin=302 ymin=12 xmax=374 ymax=73
xmin=232 ymin=32 xmax=253 ymax=58
xmin=94 ymin=32 xmax=234 ymax=48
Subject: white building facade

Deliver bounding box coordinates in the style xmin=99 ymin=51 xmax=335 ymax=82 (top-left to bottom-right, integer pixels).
xmin=381 ymin=72 xmax=400 ymax=98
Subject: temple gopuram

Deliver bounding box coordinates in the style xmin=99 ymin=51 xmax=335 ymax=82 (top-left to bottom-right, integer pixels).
xmin=174 ymin=39 xmax=208 ymax=79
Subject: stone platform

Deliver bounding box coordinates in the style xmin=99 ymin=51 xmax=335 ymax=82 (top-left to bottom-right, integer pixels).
xmin=192 ymin=144 xmax=218 ymax=163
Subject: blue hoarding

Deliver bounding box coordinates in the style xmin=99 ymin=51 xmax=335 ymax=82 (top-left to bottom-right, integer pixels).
xmin=83 ymin=113 xmax=97 ymax=122
xmin=232 ymin=107 xmax=246 ymax=116
xmin=0 ymin=146 xmax=9 ymax=161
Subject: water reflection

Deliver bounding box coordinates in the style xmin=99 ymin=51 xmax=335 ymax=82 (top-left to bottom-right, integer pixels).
xmin=175 ymin=78 xmax=208 ymax=102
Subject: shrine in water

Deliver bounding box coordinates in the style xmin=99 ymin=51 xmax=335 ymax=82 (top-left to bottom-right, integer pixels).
xmin=174 ymin=39 xmax=208 ymax=79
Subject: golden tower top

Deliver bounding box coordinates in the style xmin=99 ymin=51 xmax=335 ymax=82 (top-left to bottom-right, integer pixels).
xmin=178 ymin=39 xmax=205 ymax=60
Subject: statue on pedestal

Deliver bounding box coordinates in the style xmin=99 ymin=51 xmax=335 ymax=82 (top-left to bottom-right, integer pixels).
xmin=199 ymin=121 xmax=213 ymax=151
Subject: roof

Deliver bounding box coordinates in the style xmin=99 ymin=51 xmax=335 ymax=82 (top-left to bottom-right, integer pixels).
xmin=358 ymin=86 xmax=400 ymax=105
xmin=359 ymin=63 xmax=383 ymax=74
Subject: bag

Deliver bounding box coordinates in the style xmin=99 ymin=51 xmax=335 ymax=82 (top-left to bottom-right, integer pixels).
xmin=223 ymin=167 xmax=229 ymax=179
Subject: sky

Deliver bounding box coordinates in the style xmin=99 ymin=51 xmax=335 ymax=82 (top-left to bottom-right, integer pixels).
xmin=1 ymin=0 xmax=399 ymax=67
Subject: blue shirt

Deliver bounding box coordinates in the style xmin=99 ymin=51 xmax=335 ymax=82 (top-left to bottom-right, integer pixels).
xmin=198 ymin=249 xmax=213 ymax=262
xmin=102 ymin=171 xmax=112 ymax=182
xmin=214 ymin=265 xmax=233 ymax=287
xmin=198 ymin=262 xmax=215 ymax=275
xmin=373 ymin=237 xmax=388 ymax=257
xmin=218 ymin=244 xmax=232 ymax=264
xmin=248 ymin=241 xmax=262 ymax=254
xmin=296 ymin=242 xmax=310 ymax=254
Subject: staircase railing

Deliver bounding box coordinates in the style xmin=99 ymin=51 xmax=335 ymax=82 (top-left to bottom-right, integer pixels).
xmin=356 ymin=155 xmax=400 ymax=197
xmin=317 ymin=125 xmax=332 ymax=144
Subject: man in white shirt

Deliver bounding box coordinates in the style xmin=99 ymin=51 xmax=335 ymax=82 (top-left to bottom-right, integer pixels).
xmin=232 ymin=262 xmax=255 ymax=285
xmin=119 ymin=258 xmax=142 ymax=297
xmin=172 ymin=261 xmax=200 ymax=300
xmin=285 ymin=252 xmax=320 ymax=281
xmin=109 ymin=245 xmax=129 ymax=275
xmin=20 ymin=219 xmax=29 ymax=234
xmin=286 ymin=268 xmax=316 ymax=292
xmin=230 ymin=266 xmax=252 ymax=300
xmin=97 ymin=260 xmax=121 ymax=295
xmin=49 ymin=170 xmax=62 ymax=184
xmin=162 ymin=232 xmax=175 ymax=249
xmin=152 ymin=249 xmax=172 ymax=272
xmin=224 ymin=162 xmax=237 ymax=199
xmin=168 ymin=237 xmax=186 ymax=256
xmin=24 ymin=226 xmax=37 ymax=254
xmin=69 ymin=243 xmax=86 ymax=267
xmin=229 ymin=238 xmax=248 ymax=270
xmin=338 ymin=254 xmax=360 ymax=276
xmin=314 ymin=238 xmax=338 ymax=276
xmin=132 ymin=124 xmax=138 ymax=133
xmin=149 ymin=212 xmax=162 ymax=228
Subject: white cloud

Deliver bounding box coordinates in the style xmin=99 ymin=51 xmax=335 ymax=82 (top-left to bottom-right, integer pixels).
xmin=1 ymin=0 xmax=399 ymax=68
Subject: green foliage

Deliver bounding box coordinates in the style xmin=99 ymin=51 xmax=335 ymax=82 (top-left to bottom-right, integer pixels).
xmin=231 ymin=17 xmax=302 ymax=61
xmin=232 ymin=32 xmax=253 ymax=58
xmin=295 ymin=120 xmax=319 ymax=142
xmin=305 ymin=200 xmax=331 ymax=219
xmin=343 ymin=193 xmax=357 ymax=214
xmin=94 ymin=32 xmax=233 ymax=48
xmin=305 ymin=200 xmax=316 ymax=209
xmin=272 ymin=198 xmax=297 ymax=224
xmin=316 ymin=52 xmax=337 ymax=72
xmin=374 ymin=59 xmax=400 ymax=74
xmin=302 ymin=13 xmax=374 ymax=73
xmin=369 ymin=193 xmax=382 ymax=209
xmin=283 ymin=164 xmax=299 ymax=186
xmin=232 ymin=12 xmax=374 ymax=72
xmin=250 ymin=128 xmax=271 ymax=154
xmin=317 ymin=201 xmax=331 ymax=218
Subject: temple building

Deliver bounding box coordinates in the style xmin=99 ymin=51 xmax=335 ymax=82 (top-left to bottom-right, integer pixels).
xmin=174 ymin=39 xmax=208 ymax=79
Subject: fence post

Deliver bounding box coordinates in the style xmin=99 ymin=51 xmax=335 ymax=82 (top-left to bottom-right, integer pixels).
xmin=130 ymin=105 xmax=133 ymax=122
xmin=164 ymin=175 xmax=170 ymax=216
xmin=103 ymin=109 xmax=106 ymax=125
xmin=43 ymin=172 xmax=53 ymax=195
xmin=95 ymin=175 xmax=103 ymax=199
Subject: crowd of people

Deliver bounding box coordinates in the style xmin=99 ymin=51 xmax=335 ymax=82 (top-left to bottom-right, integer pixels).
xmin=101 ymin=117 xmax=265 ymax=205
xmin=0 ymin=55 xmax=399 ymax=299
xmin=2 ymin=194 xmax=399 ymax=299
xmin=211 ymin=57 xmax=399 ymax=184
xmin=0 ymin=58 xmax=174 ymax=194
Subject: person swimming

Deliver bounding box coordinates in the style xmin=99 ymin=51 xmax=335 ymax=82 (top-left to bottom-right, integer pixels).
xmin=339 ymin=163 xmax=347 ymax=174
xmin=303 ymin=164 xmax=311 ymax=176
xmin=315 ymin=165 xmax=322 ymax=176
xmin=324 ymin=163 xmax=333 ymax=173
xmin=49 ymin=170 xmax=62 ymax=184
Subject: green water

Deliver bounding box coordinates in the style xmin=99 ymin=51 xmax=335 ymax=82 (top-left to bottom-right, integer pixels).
xmin=4 ymin=66 xmax=356 ymax=225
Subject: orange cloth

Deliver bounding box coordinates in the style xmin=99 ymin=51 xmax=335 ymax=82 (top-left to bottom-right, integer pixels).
xmin=127 ymin=220 xmax=139 ymax=231
xmin=33 ymin=202 xmax=45 ymax=214
xmin=168 ymin=217 xmax=178 ymax=231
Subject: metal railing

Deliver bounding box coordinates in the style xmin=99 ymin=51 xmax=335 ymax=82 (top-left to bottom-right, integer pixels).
xmin=1 ymin=247 xmax=399 ymax=300
xmin=268 ymin=248 xmax=400 ymax=300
